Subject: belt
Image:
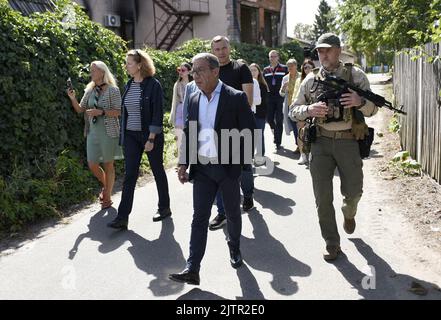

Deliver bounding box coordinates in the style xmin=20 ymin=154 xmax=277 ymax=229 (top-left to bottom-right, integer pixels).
xmin=317 ymin=127 xmax=355 ymax=140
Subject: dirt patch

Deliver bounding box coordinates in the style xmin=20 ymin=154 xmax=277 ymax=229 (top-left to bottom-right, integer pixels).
xmin=365 ymin=84 xmax=441 ymax=253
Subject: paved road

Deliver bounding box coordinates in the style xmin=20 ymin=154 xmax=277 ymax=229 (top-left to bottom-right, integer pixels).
xmin=1 ymin=74 xmax=440 ymax=300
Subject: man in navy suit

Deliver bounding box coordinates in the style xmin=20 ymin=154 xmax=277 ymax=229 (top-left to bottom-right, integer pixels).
xmin=169 ymin=53 xmax=256 ymax=285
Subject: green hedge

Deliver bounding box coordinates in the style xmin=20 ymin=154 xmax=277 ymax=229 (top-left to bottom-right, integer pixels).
xmin=0 ymin=0 xmax=127 ymax=177
xmin=0 ymin=0 xmax=130 ymax=233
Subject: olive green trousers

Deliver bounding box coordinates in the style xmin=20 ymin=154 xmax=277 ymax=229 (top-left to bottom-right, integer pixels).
xmin=310 ymin=136 xmax=363 ymax=246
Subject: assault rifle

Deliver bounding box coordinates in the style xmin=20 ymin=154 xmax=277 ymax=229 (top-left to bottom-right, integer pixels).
xmin=311 ymin=75 xmax=406 ymax=115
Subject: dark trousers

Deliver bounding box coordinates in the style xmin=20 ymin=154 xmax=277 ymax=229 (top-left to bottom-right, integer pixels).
xmin=118 ymin=130 xmax=170 ymax=220
xmin=290 ymin=119 xmax=299 ymax=146
xmin=267 ymin=95 xmax=284 ymax=146
xmin=187 ymin=164 xmax=242 ymax=273
xmin=216 ymin=164 xmax=254 ymax=215
xmin=255 ymin=116 xmax=266 ymax=156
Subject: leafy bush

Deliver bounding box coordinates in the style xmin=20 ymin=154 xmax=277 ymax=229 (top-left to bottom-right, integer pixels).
xmin=0 ymin=0 xmax=128 ymax=234
xmin=0 ymin=150 xmax=97 ymax=233
xmin=391 ymin=151 xmax=422 ymax=176
xmin=0 ymin=0 xmax=127 ymax=176
xmin=388 ymin=114 xmax=401 ymax=133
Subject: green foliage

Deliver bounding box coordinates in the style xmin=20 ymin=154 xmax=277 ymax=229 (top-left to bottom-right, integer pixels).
xmin=0 ymin=150 xmax=96 ymax=233
xmin=388 ymin=114 xmax=401 ymax=133
xmin=54 ymin=150 xmax=98 ymax=207
xmin=277 ymin=41 xmax=305 ymax=67
xmin=406 ymin=0 xmax=441 ymax=63
xmin=337 ymin=0 xmax=439 ymax=65
xmin=391 ymin=151 xmax=422 ymax=176
xmin=0 ymin=0 xmax=127 ymax=177
xmin=313 ymin=0 xmax=336 ymax=40
xmin=293 ymin=23 xmax=315 ymax=42
xmin=0 ymin=0 xmax=127 ymax=234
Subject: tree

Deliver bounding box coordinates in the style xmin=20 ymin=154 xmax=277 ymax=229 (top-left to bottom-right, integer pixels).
xmin=313 ymin=0 xmax=335 ymax=40
xmin=337 ymin=0 xmax=441 ymax=65
xmin=293 ymin=23 xmax=315 ymax=41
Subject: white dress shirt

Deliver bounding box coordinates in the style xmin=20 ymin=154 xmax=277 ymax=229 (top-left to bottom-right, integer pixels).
xmin=198 ymin=80 xmax=223 ymax=159
xmin=251 ymin=78 xmax=261 ymax=113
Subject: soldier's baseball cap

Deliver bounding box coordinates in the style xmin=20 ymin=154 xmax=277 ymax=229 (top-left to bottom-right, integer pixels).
xmin=314 ymin=33 xmax=341 ymax=50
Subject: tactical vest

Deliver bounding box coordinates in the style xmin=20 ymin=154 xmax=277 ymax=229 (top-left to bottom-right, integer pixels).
xmin=310 ymin=63 xmax=355 ymax=124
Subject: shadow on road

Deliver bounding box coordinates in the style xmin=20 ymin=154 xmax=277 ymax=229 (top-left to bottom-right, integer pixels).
xmin=253 ymin=188 xmax=296 ymax=216
xmin=235 ymin=264 xmax=266 ymax=300
xmin=125 ymin=219 xmax=186 ymax=297
xmin=68 ymin=209 xmax=186 ymax=297
xmin=177 ymin=288 xmax=227 ymax=300
xmin=276 ymin=147 xmax=300 ymax=161
xmin=262 ymin=162 xmax=297 ymax=184
xmin=367 ymin=148 xmax=383 ymax=159
xmin=333 ymin=238 xmax=441 ymax=300
xmin=68 ymin=208 xmax=125 ymax=258
xmin=239 ymin=210 xmax=312 ymax=296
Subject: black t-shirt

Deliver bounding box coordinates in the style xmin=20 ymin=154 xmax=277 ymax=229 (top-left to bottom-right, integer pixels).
xmin=219 ymin=60 xmax=253 ymax=91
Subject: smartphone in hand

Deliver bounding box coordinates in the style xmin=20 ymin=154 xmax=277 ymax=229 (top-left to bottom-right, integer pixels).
xmin=66 ymin=77 xmax=73 ymax=91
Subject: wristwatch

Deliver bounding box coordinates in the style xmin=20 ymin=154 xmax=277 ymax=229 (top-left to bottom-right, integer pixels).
xmin=147 ymin=138 xmax=155 ymax=143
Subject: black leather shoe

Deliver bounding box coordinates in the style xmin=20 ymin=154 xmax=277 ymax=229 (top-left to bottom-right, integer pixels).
xmin=169 ymin=269 xmax=200 ymax=285
xmin=229 ymin=249 xmax=243 ymax=269
xmin=153 ymin=208 xmax=172 ymax=222
xmin=242 ymin=197 xmax=254 ymax=211
xmin=209 ymin=213 xmax=227 ymax=230
xmin=107 ymin=217 xmax=128 ymax=230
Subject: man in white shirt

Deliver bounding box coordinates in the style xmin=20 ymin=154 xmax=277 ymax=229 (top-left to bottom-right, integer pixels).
xmin=170 ymin=53 xmax=256 ymax=285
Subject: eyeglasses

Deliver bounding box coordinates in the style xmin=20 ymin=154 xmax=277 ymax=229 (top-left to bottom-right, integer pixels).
xmin=189 ymin=68 xmax=210 ymax=76
xmin=177 ymin=67 xmax=188 ymax=73
xmin=303 ymin=65 xmax=313 ymax=70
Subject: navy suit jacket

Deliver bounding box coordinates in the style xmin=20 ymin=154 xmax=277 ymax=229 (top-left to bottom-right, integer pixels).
xmin=120 ymin=77 xmax=164 ymax=146
xmin=180 ymin=82 xmax=256 ymax=180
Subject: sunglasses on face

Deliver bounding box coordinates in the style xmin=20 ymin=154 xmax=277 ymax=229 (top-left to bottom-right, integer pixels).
xmin=177 ymin=67 xmax=188 ymax=73
xmin=304 ymin=65 xmax=312 ymax=70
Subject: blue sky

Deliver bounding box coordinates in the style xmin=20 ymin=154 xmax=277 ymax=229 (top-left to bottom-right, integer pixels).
xmin=286 ymin=0 xmax=337 ymax=37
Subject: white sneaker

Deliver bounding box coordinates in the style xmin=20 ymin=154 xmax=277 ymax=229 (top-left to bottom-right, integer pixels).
xmin=298 ymin=153 xmax=309 ymax=165
xmin=309 ymin=153 xmax=313 ymax=162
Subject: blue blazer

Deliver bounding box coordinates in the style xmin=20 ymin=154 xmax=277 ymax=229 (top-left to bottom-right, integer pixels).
xmin=120 ymin=77 xmax=164 ymax=146
xmin=180 ymin=82 xmax=256 ymax=180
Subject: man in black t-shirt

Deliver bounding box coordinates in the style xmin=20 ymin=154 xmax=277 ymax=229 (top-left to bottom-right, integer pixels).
xmin=219 ymin=60 xmax=254 ymax=98
xmin=209 ymin=35 xmax=255 ymax=231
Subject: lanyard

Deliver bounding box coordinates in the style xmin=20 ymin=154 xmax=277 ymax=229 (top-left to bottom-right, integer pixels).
xmin=270 ymin=64 xmax=279 ymax=86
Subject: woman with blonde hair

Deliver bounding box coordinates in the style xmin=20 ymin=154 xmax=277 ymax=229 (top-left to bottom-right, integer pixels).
xmin=280 ymin=58 xmax=302 ymax=158
xmin=67 ymin=61 xmax=123 ymax=210
xmin=108 ymin=49 xmax=171 ymax=230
